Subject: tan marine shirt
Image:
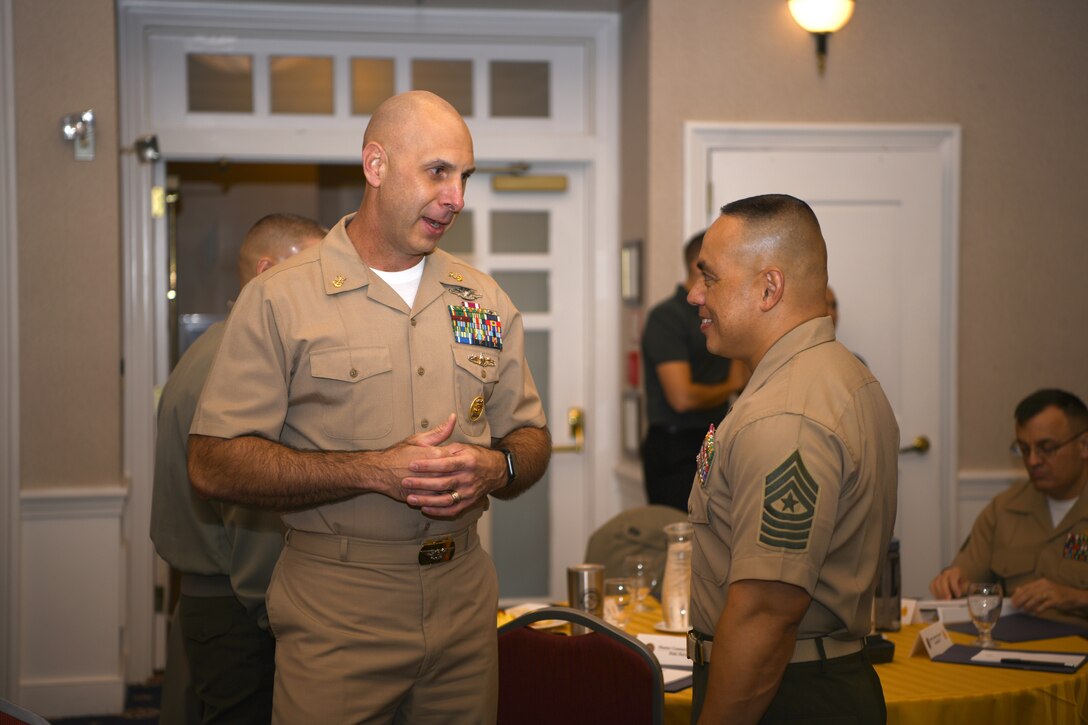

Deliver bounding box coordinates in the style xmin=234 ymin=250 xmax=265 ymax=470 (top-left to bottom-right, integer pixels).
xmin=191 ymin=214 xmax=547 ymax=541
xmin=953 ymin=479 xmax=1088 ymax=625
xmin=689 ymin=317 xmax=899 ymax=641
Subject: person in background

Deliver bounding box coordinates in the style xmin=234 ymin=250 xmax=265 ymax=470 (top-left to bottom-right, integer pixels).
xmin=188 ymin=91 xmax=551 ymax=723
xmin=152 ymin=213 xmax=326 ymax=723
xmin=686 ymin=194 xmax=898 ymax=724
xmin=641 ymin=231 xmax=749 ymax=511
xmin=930 ymin=389 xmax=1088 ymax=624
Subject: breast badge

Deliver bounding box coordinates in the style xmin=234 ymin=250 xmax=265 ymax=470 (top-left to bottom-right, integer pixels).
xmin=696 ymin=424 xmax=716 ymax=488
xmin=468 ymin=395 xmax=485 ymax=422
xmin=444 ymin=284 xmax=482 ymax=301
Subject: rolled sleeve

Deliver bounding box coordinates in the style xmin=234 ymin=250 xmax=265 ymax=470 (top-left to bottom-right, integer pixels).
xmin=191 ymin=282 xmax=291 ymax=442
xmin=725 ymin=414 xmax=847 ymax=595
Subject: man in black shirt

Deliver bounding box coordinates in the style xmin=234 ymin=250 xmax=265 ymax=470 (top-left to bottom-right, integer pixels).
xmin=640 ymin=231 xmax=748 ymax=511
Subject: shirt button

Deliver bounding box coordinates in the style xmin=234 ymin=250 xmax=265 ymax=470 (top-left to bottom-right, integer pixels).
xmin=349 ymin=368 xmax=358 ymax=378
xmin=421 ymin=418 xmax=429 ymax=428
xmin=417 ymin=367 xmax=425 ymax=376
xmin=410 ymin=318 xmax=418 ymax=327
xmin=481 ymin=371 xmax=487 ymax=379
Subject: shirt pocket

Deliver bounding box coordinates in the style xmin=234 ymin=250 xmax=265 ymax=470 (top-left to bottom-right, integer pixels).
xmin=992 ymin=550 xmax=1037 ymax=583
xmin=688 ymin=476 xmax=728 ymax=586
xmin=310 ymin=346 xmax=393 ymax=440
xmin=451 ymin=346 xmax=499 ymax=440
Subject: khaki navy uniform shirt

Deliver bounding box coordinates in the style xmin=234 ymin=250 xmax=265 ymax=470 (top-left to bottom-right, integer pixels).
xmin=191 ymin=214 xmax=546 ymax=541
xmin=953 ymin=480 xmax=1088 ymax=625
xmin=689 ymin=317 xmax=899 ymax=641
xmin=151 ymin=321 xmax=285 ymax=624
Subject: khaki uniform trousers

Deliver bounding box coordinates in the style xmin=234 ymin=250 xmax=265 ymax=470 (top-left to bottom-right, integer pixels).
xmin=267 ymin=527 xmax=499 ymax=724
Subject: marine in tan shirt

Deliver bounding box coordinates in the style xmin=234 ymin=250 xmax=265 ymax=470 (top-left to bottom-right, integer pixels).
xmin=930 ymin=389 xmax=1088 ymax=625
xmin=188 ymin=91 xmax=551 ymax=724
xmin=684 ymin=194 xmax=898 ymax=725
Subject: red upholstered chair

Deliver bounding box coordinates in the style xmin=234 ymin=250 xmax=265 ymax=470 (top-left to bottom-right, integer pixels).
xmin=0 ymin=699 xmax=50 ymax=725
xmin=497 ymin=606 xmax=664 ymax=725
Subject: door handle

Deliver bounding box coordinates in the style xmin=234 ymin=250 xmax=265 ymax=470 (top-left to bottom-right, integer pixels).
xmin=899 ymin=435 xmax=931 ymax=455
xmin=552 ymin=406 xmax=585 ymax=453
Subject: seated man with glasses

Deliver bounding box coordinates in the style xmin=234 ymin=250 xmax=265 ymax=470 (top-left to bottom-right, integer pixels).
xmin=930 ymin=388 xmax=1088 ymax=623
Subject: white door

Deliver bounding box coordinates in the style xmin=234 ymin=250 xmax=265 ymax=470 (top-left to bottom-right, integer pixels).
xmin=445 ymin=164 xmax=589 ymax=600
xmin=690 ymin=125 xmax=960 ymax=597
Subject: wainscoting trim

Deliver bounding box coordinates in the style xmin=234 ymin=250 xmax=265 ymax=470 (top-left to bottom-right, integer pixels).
xmin=19 ymin=485 xmax=127 ymax=718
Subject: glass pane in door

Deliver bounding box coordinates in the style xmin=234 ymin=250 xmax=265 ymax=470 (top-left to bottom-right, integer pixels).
xmin=270 ymin=56 xmax=334 ymax=114
xmin=412 ymin=59 xmax=473 ymax=116
xmin=491 ymin=271 xmax=548 ymax=313
xmin=492 ymin=211 xmax=549 ymax=254
xmin=351 ymin=57 xmax=395 ymax=115
xmin=187 ymin=54 xmax=253 ymax=113
xmin=490 ymin=329 xmax=551 ymax=598
xmin=490 ymin=61 xmax=550 ymax=118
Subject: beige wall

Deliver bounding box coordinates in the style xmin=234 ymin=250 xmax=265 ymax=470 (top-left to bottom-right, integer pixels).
xmin=636 ymin=0 xmax=1088 ymax=469
xmin=14 ymin=0 xmax=121 ymax=489
xmin=10 ymin=0 xmax=1087 ymax=493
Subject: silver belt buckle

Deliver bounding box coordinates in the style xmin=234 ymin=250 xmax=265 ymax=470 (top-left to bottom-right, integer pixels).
xmin=687 ymin=630 xmax=710 ymax=666
xmin=418 ymin=536 xmax=455 ymax=565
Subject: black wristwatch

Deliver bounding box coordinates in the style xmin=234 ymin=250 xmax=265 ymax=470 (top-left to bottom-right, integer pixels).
xmin=497 ymin=447 xmax=517 ymax=485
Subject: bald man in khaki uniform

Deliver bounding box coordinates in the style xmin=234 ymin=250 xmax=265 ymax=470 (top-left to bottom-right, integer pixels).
xmin=684 ymin=194 xmax=898 ymax=724
xmin=188 ymin=91 xmax=551 ymax=723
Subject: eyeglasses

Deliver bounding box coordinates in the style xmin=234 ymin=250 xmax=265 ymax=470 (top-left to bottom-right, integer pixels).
xmin=1010 ymin=430 xmax=1087 ymax=460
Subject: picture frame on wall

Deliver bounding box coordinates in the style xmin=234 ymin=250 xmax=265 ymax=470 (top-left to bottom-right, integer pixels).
xmin=620 ymin=239 xmax=642 ymax=305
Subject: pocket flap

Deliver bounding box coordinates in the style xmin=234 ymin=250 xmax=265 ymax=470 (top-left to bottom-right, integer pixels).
xmin=452 ymin=346 xmax=498 ymax=383
xmin=310 ymin=347 xmax=392 ymax=383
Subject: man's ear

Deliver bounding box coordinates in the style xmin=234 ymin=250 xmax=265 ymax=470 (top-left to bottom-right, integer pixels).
xmin=759 ymin=268 xmax=784 ymax=311
xmin=254 ymin=257 xmax=275 ymax=277
xmin=362 ymin=142 xmax=385 ymax=187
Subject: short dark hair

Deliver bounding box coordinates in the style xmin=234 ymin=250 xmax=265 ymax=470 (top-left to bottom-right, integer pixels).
xmin=720 ymin=193 xmax=818 ymax=226
xmin=1014 ymin=389 xmax=1088 ymax=428
xmin=683 ymin=231 xmax=706 ymax=268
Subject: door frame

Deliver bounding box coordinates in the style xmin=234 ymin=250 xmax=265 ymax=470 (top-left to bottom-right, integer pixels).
xmin=684 ymin=122 xmax=961 ymax=580
xmin=119 ymin=0 xmax=620 ymax=680
xmin=1 ymin=0 xmax=20 ymax=700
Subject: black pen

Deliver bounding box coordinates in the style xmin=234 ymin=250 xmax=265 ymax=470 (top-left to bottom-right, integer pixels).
xmin=999 ymin=657 xmax=1075 ymax=668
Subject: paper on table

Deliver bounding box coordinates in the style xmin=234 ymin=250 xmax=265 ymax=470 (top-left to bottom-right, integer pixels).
xmin=971 ymin=649 xmax=1085 ymax=668
xmin=637 ymin=633 xmax=690 ymax=669
xmin=936 ymin=604 xmax=972 ymax=625
xmin=662 ymin=667 xmax=692 ymax=687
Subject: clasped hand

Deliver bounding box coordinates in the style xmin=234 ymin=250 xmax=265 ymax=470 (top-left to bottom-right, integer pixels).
xmin=382 ymin=413 xmax=505 ymax=517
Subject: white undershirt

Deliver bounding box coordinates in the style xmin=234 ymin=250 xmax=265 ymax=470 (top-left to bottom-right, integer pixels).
xmin=369 ymin=257 xmax=426 ymax=308
xmin=1049 ymin=496 xmax=1077 ymax=527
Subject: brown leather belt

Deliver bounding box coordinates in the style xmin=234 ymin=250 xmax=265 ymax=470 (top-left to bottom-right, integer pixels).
xmin=285 ymin=526 xmax=476 ymax=566
xmin=687 ymin=629 xmax=863 ymax=665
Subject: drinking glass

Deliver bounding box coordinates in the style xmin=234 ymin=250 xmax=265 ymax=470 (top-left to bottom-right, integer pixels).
xmin=603 ymin=577 xmax=634 ymax=630
xmin=624 ymin=555 xmax=657 ymax=613
xmin=967 ymin=582 xmax=1003 ymax=648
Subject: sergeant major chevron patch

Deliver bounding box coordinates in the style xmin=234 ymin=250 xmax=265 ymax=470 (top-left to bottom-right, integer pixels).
xmin=759 ymin=450 xmax=819 ymax=551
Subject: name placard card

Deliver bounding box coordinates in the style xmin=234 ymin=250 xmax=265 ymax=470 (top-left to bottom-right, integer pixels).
xmin=910 ymin=621 xmax=954 ymax=659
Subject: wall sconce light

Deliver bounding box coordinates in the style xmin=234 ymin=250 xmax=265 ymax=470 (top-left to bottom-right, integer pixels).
xmin=788 ymin=0 xmax=855 ymax=75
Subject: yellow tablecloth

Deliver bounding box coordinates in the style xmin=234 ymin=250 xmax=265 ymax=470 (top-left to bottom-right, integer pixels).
xmin=626 ymin=604 xmax=1088 ymax=725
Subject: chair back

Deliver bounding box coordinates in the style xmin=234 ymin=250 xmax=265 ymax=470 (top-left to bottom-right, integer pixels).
xmin=497 ymin=606 xmax=664 ymax=725
xmin=583 ymin=505 xmax=687 ymax=596
xmin=0 ymin=699 xmax=50 ymax=725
